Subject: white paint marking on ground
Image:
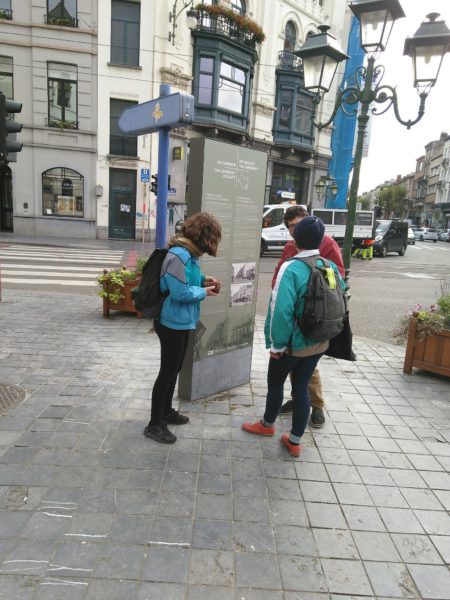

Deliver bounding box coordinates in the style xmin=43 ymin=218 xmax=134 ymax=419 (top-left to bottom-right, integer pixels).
xmin=1 ymin=278 xmax=97 ymax=286
xmin=1 ymin=270 xmax=97 ymax=278
xmin=402 ymin=273 xmax=435 ymax=279
xmin=40 ymin=579 xmax=88 ymax=586
xmin=48 ymin=564 xmax=93 ymax=573
xmin=147 ymin=541 xmax=191 ymax=548
xmin=65 ymin=533 xmax=108 ymax=538
xmin=0 ymin=255 xmax=119 ymax=264
xmin=1 ymin=263 xmax=105 ymax=272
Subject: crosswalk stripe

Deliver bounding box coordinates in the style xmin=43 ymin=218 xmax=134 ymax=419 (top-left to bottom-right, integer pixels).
xmin=0 ymin=255 xmax=120 ymax=264
xmin=1 ymin=278 xmax=97 ymax=286
xmin=1 ymin=270 xmax=98 ymax=278
xmin=0 ymin=263 xmax=107 ymax=272
xmin=0 ymin=244 xmax=124 ymax=255
xmin=0 ymin=251 xmax=124 ymax=260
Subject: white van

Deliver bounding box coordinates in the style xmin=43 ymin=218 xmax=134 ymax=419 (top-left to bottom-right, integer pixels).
xmin=261 ymin=204 xmax=306 ymax=256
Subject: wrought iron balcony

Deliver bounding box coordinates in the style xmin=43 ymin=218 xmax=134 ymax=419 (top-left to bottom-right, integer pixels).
xmin=45 ymin=14 xmax=79 ymax=28
xmin=0 ymin=8 xmax=12 ymax=19
xmin=277 ymin=51 xmax=303 ymax=73
xmin=194 ymin=9 xmax=261 ymax=49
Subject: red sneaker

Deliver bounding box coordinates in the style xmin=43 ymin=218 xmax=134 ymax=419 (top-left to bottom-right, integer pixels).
xmin=281 ymin=433 xmax=302 ymax=457
xmin=242 ymin=420 xmax=275 ymax=437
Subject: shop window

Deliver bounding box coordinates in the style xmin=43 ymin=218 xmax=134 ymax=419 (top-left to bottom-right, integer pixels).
xmin=0 ymin=56 xmax=13 ymax=98
xmin=42 ymin=167 xmax=84 ymax=217
xmin=111 ymin=0 xmax=140 ymax=66
xmin=47 ymin=62 xmax=78 ymax=129
xmin=46 ymin=0 xmax=78 ymax=27
xmin=110 ymin=98 xmax=138 ymax=156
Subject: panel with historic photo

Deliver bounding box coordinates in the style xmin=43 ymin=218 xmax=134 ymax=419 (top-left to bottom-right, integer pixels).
xmin=230 ymin=282 xmax=254 ymax=307
xmin=231 ymin=262 xmax=256 ymax=283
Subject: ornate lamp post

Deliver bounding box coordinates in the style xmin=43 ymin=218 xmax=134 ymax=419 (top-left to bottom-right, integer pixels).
xmin=314 ymin=175 xmax=338 ymax=205
xmin=168 ymin=0 xmax=198 ymax=45
xmin=295 ymin=0 xmax=450 ymax=281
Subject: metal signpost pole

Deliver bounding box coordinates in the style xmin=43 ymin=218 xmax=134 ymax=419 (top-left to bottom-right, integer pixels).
xmin=155 ymin=84 xmax=171 ymax=248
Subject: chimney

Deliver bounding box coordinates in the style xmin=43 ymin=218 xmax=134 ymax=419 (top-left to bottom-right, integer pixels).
xmin=440 ymin=131 xmax=448 ymax=140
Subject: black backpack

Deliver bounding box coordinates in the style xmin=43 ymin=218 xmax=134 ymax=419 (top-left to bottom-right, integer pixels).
xmin=132 ymin=248 xmax=169 ymax=318
xmin=294 ymin=256 xmax=346 ymax=342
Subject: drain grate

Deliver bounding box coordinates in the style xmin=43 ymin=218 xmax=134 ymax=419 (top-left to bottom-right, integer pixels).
xmin=0 ymin=384 xmax=26 ymax=416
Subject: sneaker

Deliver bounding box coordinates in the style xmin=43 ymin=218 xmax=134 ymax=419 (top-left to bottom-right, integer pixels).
xmin=281 ymin=433 xmax=301 ymax=457
xmin=144 ymin=424 xmax=177 ymax=444
xmin=310 ymin=407 xmax=325 ymax=428
xmin=279 ymin=400 xmax=293 ymax=415
xmin=242 ymin=420 xmax=275 ymax=436
xmin=164 ymin=410 xmax=189 ymax=425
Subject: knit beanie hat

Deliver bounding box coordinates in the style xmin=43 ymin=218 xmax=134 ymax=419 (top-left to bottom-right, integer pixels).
xmin=294 ymin=216 xmax=325 ymax=249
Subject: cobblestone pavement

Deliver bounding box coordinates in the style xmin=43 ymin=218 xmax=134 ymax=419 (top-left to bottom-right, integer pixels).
xmin=0 ymin=290 xmax=449 ymax=600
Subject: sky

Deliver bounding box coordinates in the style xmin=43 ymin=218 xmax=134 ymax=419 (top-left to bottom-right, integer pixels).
xmin=356 ymin=0 xmax=450 ymax=193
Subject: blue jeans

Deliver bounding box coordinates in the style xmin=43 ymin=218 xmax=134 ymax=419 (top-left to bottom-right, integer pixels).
xmin=264 ymin=353 xmax=322 ymax=438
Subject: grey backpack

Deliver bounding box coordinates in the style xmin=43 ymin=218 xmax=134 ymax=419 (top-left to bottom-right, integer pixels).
xmin=294 ymin=256 xmax=346 ymax=342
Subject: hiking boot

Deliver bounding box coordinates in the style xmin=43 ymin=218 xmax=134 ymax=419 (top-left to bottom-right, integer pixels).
xmin=279 ymin=400 xmax=294 ymax=415
xmin=281 ymin=433 xmax=301 ymax=457
xmin=164 ymin=410 xmax=189 ymax=425
xmin=242 ymin=420 xmax=275 ymax=437
xmin=310 ymin=407 xmax=325 ymax=428
xmin=144 ymin=424 xmax=177 ymax=444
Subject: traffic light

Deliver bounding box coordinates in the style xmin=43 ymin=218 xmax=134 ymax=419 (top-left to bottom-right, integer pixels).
xmin=150 ymin=174 xmax=158 ymax=195
xmin=0 ymin=92 xmax=23 ymax=164
xmin=374 ymin=205 xmax=382 ymax=218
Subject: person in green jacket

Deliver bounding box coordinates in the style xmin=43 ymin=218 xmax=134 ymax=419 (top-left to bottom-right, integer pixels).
xmin=242 ymin=216 xmax=344 ymax=457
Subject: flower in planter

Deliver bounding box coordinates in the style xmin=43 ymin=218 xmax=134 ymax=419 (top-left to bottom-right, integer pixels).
xmin=393 ymin=280 xmax=450 ymax=343
xmin=97 ymin=265 xmax=140 ymax=304
xmin=195 ymin=3 xmax=265 ymax=42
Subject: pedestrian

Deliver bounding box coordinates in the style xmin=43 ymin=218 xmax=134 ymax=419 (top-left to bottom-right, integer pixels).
xmin=242 ymin=216 xmax=345 ymax=457
xmin=144 ymin=212 xmax=222 ymax=444
xmin=271 ymin=205 xmax=344 ymax=427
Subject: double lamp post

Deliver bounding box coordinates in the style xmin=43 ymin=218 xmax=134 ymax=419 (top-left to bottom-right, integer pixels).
xmin=295 ymin=0 xmax=450 ymax=281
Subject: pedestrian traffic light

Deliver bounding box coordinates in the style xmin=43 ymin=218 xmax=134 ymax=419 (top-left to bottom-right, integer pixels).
xmin=374 ymin=205 xmax=382 ymax=218
xmin=150 ymin=174 xmax=158 ymax=195
xmin=0 ymin=92 xmax=23 ymax=164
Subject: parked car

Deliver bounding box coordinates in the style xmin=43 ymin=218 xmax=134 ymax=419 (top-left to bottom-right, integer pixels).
xmin=408 ymin=227 xmax=415 ymax=245
xmin=414 ymin=227 xmax=438 ymax=242
xmin=373 ymin=220 xmax=408 ymax=256
xmin=438 ymin=228 xmax=450 ymax=242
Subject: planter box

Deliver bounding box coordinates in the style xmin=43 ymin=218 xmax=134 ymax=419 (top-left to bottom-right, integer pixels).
xmin=403 ymin=318 xmax=450 ymax=377
xmin=102 ymin=278 xmax=143 ymax=318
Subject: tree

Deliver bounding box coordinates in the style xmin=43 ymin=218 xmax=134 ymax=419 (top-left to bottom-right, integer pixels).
xmin=378 ymin=184 xmax=407 ymax=218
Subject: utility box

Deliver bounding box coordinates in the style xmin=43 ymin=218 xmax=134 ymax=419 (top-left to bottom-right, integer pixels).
xmin=179 ymin=138 xmax=267 ymax=401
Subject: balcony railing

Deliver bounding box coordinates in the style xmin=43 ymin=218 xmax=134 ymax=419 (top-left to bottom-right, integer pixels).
xmin=0 ymin=9 xmax=12 ymax=19
xmin=45 ymin=14 xmax=79 ymax=27
xmin=47 ymin=117 xmax=79 ymax=130
xmin=195 ymin=9 xmax=259 ymax=49
xmin=277 ymin=51 xmax=303 ymax=73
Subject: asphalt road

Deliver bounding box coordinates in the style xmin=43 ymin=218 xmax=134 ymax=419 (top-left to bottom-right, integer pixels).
xmin=257 ymin=240 xmax=450 ymax=344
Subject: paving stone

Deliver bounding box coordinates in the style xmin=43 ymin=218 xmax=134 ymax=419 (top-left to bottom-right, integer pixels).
xmin=413 ymin=509 xmax=450 ymax=535
xmin=319 ymin=447 xmax=353 ymax=465
xmin=270 ymin=499 xmax=309 ymax=526
xmin=273 ymin=524 xmax=316 ymax=556
xmin=352 ymin=531 xmax=401 ymax=562
xmin=378 ymin=507 xmax=425 ymax=534
xmin=313 ymin=529 xmax=358 ymax=559
xmin=267 ymin=477 xmax=301 ymax=500
xmin=142 ymin=545 xmax=190 ymax=584
xmin=233 ymin=495 xmax=270 ymax=523
xmin=236 ymin=589 xmax=283 ymax=600
xmin=233 ymin=476 xmax=267 ymax=497
xmin=300 ymin=481 xmax=337 ymax=504
xmin=305 ymin=502 xmax=347 ymax=529
xmin=108 ymin=514 xmax=152 ymax=544
xmin=86 ymin=579 xmax=140 ymax=599
xmin=151 ymin=517 xmax=193 ymax=546
xmin=388 ymin=469 xmax=428 ymax=489
xmin=419 ymin=470 xmax=450 ymax=490
xmin=364 ymin=561 xmax=419 ymax=598
xmin=400 ymin=488 xmax=444 ymax=510
xmin=34 ymin=580 xmax=88 ymax=599
xmin=342 ymin=505 xmax=386 ymax=532
xmin=333 ymin=483 xmax=373 ymax=506
xmin=347 ymin=449 xmax=382 ymax=467
xmin=189 ymin=549 xmax=233 ymax=586
xmin=156 ymin=492 xmax=195 ymax=518
xmin=198 ymin=473 xmax=231 ymax=495
xmin=115 ymin=489 xmax=158 ymax=515
xmin=391 ymin=533 xmax=444 ymax=564
xmin=199 ymin=454 xmax=230 ymax=475
xmin=192 ymin=519 xmax=232 ymax=551
xmin=430 ymin=535 xmax=450 ymax=563
xmin=321 ymin=558 xmax=372 ymax=595
xmin=235 ymin=551 xmax=282 ymax=589
xmin=367 ymin=485 xmax=409 ymax=509
xmin=407 ymin=564 xmax=450 ymax=599
xmin=406 ymin=454 xmax=444 ymax=471
xmin=233 ymin=521 xmax=275 ymax=553
xmin=278 ymin=555 xmax=327 ymax=592
xmin=187 ymin=584 xmax=234 ymax=600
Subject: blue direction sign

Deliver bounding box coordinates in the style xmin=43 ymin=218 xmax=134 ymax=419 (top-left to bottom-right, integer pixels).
xmin=140 ymin=168 xmax=150 ymax=182
xmin=119 ymin=92 xmax=194 ymax=135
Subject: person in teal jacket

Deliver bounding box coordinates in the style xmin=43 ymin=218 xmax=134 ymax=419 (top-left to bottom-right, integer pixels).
xmin=144 ymin=212 xmax=222 ymax=445
xmin=242 ymin=216 xmax=345 ymax=457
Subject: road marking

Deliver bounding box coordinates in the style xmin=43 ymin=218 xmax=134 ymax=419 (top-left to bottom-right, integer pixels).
xmin=1 ymin=278 xmax=97 ymax=286
xmin=1 ymin=270 xmax=97 ymax=278
xmin=0 ymin=255 xmax=120 ymax=264
xmin=1 ymin=263 xmax=106 ymax=272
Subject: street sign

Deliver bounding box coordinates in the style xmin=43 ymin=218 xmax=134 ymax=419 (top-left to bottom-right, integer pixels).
xmin=280 ymin=191 xmax=296 ymax=199
xmin=140 ymin=168 xmax=150 ymax=182
xmin=118 ymin=92 xmax=194 ymax=136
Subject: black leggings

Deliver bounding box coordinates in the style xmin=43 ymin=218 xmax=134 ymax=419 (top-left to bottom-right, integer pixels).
xmin=150 ymin=321 xmax=191 ymax=426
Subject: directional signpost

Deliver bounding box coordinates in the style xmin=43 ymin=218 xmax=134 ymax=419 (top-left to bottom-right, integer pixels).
xmin=119 ymin=85 xmax=194 ymax=247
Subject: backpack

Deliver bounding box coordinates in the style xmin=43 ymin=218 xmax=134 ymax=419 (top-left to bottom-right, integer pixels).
xmin=132 ymin=248 xmax=169 ymax=318
xmin=294 ymin=256 xmax=346 ymax=342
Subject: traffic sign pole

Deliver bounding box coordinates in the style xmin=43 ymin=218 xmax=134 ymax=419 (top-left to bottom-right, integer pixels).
xmin=155 ymin=84 xmax=171 ymax=249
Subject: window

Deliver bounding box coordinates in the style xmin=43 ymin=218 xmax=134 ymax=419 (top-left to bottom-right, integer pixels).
xmin=0 ymin=56 xmax=13 ymax=98
xmin=110 ymin=99 xmax=138 ymax=156
xmin=279 ymin=89 xmax=293 ymax=127
xmin=47 ymin=62 xmax=78 ymax=129
xmin=0 ymin=0 xmax=12 ymax=19
xmin=46 ymin=0 xmax=77 ymax=26
xmin=218 ymin=62 xmax=245 ymax=113
xmin=198 ymin=57 xmax=214 ymax=105
xmin=284 ymin=21 xmax=296 ymax=51
xmin=295 ymin=95 xmax=313 ymax=134
xmin=111 ymin=0 xmax=140 ymax=66
xmin=42 ymin=167 xmax=84 ymax=217
xmin=202 ymin=0 xmax=245 ymax=14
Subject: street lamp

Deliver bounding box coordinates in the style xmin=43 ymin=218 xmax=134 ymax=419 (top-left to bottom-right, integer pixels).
xmin=314 ymin=175 xmax=338 ymax=205
xmin=168 ymin=0 xmax=198 ymax=45
xmin=294 ymin=0 xmax=450 ymax=281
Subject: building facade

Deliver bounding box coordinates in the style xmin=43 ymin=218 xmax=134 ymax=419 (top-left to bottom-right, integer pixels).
xmin=1 ymin=0 xmax=349 ymax=240
xmin=0 ymin=0 xmax=98 ymax=237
